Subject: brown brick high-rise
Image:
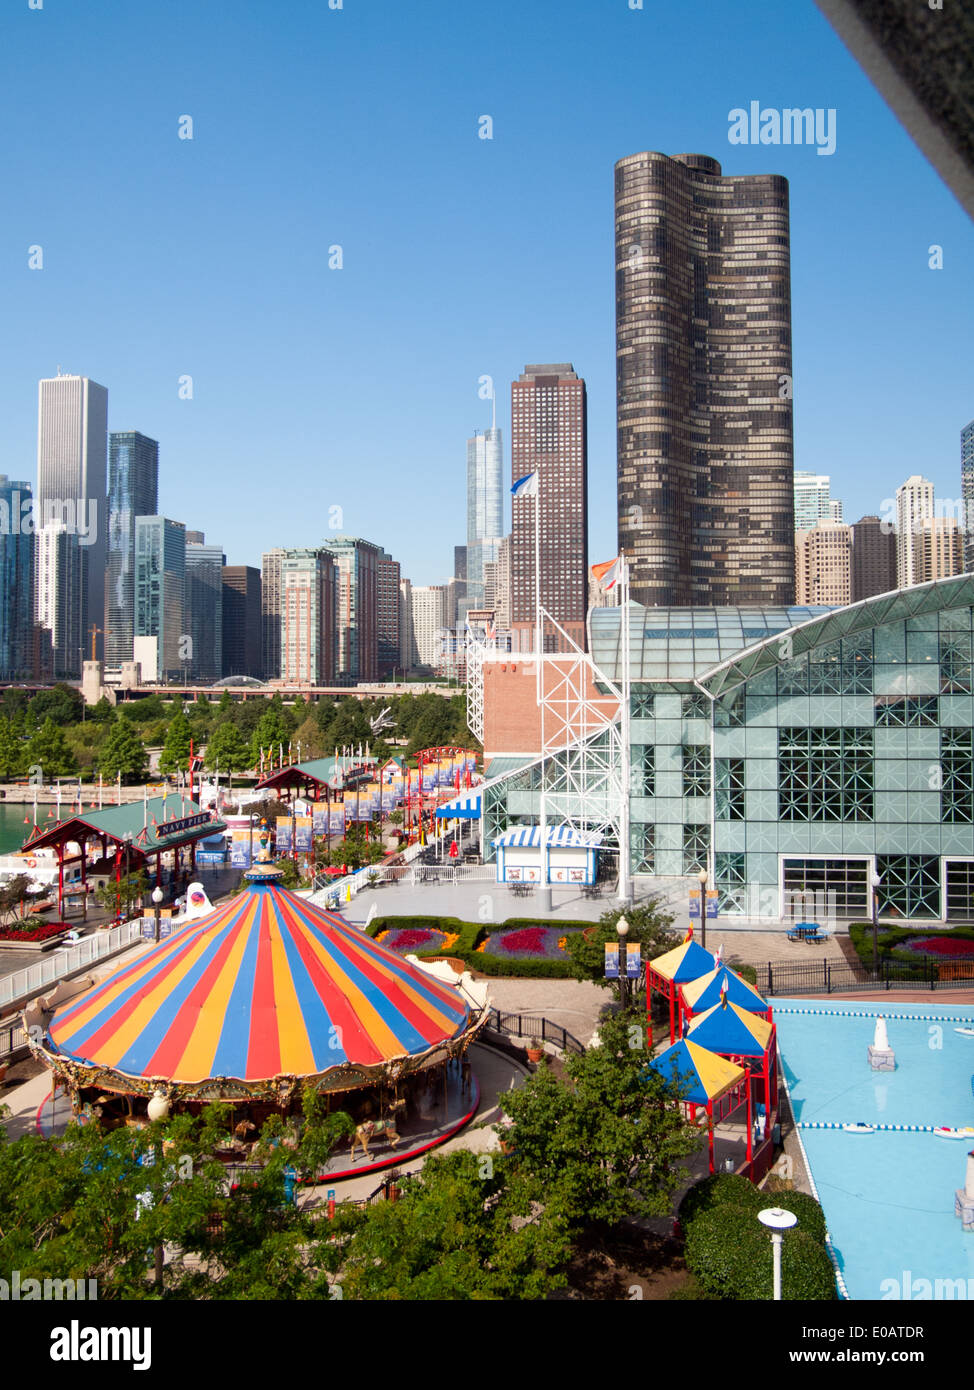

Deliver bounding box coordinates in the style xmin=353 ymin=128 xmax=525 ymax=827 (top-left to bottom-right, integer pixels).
xmin=615 ymin=152 xmax=794 ymax=607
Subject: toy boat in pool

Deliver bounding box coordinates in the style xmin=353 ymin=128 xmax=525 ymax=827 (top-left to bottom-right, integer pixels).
xmin=955 ymin=1027 xmax=974 ymax=1037
xmin=843 ymin=1121 xmax=876 ymax=1133
xmin=933 ymin=1126 xmax=974 ymax=1140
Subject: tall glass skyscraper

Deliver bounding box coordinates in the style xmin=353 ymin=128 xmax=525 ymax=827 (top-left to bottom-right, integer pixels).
xmin=962 ymin=418 xmax=974 ymax=572
xmin=185 ymin=539 xmax=225 ymax=682
xmin=465 ymin=428 xmax=504 ymax=611
xmin=0 ymin=477 xmax=34 ymax=678
xmin=106 ymin=431 xmax=158 ymax=665
xmin=36 ymin=374 xmax=108 ymax=669
xmin=615 ymin=153 xmax=794 ymax=607
xmin=134 ymin=517 xmax=186 ymax=683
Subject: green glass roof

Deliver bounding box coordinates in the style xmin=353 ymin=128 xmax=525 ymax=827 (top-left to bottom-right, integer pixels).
xmin=25 ymin=797 xmax=226 ymax=855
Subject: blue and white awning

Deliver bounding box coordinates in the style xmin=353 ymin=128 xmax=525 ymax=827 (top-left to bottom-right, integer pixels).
xmin=492 ymin=825 xmax=604 ymax=849
xmin=435 ymin=791 xmax=482 ymax=819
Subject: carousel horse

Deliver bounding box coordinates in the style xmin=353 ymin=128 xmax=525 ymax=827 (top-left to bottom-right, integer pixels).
xmin=350 ymin=1099 xmax=406 ymax=1160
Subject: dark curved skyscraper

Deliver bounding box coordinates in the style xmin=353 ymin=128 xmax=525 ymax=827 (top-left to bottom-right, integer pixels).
xmin=615 ymin=152 xmax=795 ymax=607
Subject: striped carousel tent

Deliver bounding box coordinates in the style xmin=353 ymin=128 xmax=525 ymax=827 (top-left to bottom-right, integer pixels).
xmin=39 ymin=869 xmax=483 ymax=1104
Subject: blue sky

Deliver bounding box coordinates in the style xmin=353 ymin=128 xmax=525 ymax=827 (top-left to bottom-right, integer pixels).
xmin=2 ymin=0 xmax=972 ymax=583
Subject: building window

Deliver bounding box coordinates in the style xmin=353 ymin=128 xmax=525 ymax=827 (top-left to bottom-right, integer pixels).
xmin=631 ymin=745 xmax=654 ymax=796
xmin=681 ymin=691 xmax=710 ymax=721
xmin=715 ymin=851 xmax=746 ymax=913
xmin=778 ymin=635 xmax=873 ymax=697
xmin=875 ymin=854 xmax=941 ymax=919
xmin=630 ymin=822 xmax=655 ymax=874
xmin=782 ymin=858 xmax=870 ymax=919
xmin=778 ymin=727 xmax=873 ymax=821
xmin=714 ymin=689 xmax=745 ymax=728
xmin=682 ymin=823 xmax=709 ymax=874
xmin=631 ymin=690 xmax=655 ymax=719
xmin=682 ymin=745 xmax=711 ymax=796
xmin=942 ymin=727 xmax=974 ymax=823
xmin=875 ymin=696 xmax=938 ymax=727
xmin=715 ymin=758 xmax=745 ymax=820
xmin=940 ymin=633 xmax=973 ymax=693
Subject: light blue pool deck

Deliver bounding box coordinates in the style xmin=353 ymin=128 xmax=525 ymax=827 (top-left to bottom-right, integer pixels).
xmin=773 ymin=998 xmax=974 ymax=1301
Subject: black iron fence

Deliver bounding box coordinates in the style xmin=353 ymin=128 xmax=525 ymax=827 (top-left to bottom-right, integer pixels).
xmin=757 ymin=955 xmax=974 ymax=997
xmin=487 ymin=1008 xmax=585 ymax=1056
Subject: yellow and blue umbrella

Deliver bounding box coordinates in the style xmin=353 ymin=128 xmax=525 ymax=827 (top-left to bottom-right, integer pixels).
xmin=681 ymin=965 xmax=768 ymax=1017
xmin=686 ymin=999 xmax=773 ymax=1057
xmin=650 ymin=939 xmax=717 ymax=984
xmin=648 ymin=1038 xmax=745 ymax=1105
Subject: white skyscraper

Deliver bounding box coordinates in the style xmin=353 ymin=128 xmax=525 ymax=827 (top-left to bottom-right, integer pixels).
xmin=895 ymin=475 xmax=935 ymax=588
xmin=36 ymin=373 xmax=108 ymax=669
xmin=410 ymin=585 xmax=449 ymax=668
xmin=465 ymin=427 xmax=504 ymax=611
xmin=794 ymin=472 xmax=842 ymax=530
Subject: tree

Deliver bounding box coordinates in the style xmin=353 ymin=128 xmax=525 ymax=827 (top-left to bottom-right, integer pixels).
xmin=27 ymin=684 xmax=84 ymax=729
xmin=501 ymin=1009 xmax=699 ymax=1230
xmin=26 ymin=716 xmax=78 ymax=779
xmin=0 ymin=875 xmax=32 ymax=926
xmin=98 ymin=721 xmax=148 ymax=784
xmin=94 ymin=868 xmax=149 ymax=919
xmin=159 ymin=709 xmax=192 ymax=775
xmin=564 ymin=899 xmax=678 ymax=990
xmin=0 ymin=716 xmax=25 ymax=778
xmin=120 ymin=693 xmax=165 ymax=723
xmin=205 ymin=721 xmax=253 ymax=773
xmin=250 ymin=707 xmax=292 ymax=769
xmin=89 ymin=697 xmax=116 ymax=724
xmin=292 ymin=715 xmax=325 ymax=762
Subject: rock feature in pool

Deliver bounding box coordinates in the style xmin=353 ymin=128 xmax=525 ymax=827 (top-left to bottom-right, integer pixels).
xmin=868 ymin=1015 xmax=896 ymax=1071
xmin=954 ymin=1150 xmax=974 ymax=1231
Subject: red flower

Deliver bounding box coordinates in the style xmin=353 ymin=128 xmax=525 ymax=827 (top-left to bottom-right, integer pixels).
xmin=906 ymin=936 xmax=974 ymax=957
xmin=499 ymin=927 xmax=547 ymax=954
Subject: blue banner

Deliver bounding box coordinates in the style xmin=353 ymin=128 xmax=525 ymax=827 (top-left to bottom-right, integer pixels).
xmin=295 ymin=816 xmax=313 ymax=851
xmin=625 ymin=943 xmax=642 ymax=979
xmin=276 ymin=817 xmax=293 ymax=852
xmin=312 ymin=807 xmax=328 ymax=836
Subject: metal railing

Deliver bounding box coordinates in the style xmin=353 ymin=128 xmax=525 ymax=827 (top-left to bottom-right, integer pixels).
xmin=487 ymin=1008 xmax=586 ymax=1056
xmin=0 ymin=920 xmax=144 ymax=1012
xmin=758 ymin=955 xmax=974 ymax=997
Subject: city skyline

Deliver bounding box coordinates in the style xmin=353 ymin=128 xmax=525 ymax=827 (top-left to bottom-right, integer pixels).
xmin=2 ymin=1 xmax=972 ymax=590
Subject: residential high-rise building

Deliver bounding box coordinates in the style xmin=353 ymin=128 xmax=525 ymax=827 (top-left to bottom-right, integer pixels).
xmin=511 ymin=364 xmax=587 ymax=650
xmin=794 ymin=472 xmax=842 ymax=529
xmin=454 ymin=546 xmax=467 ymax=582
xmin=280 ymin=549 xmax=338 ymax=685
xmin=962 ymin=418 xmax=974 ymax=572
xmin=261 ymin=548 xmax=285 ymax=680
xmin=0 ymin=477 xmax=33 ymax=678
xmin=134 ymin=518 xmax=186 ymax=683
xmin=410 ymin=586 xmax=449 ymax=669
xmin=36 ymin=373 xmax=108 ymax=669
xmin=222 ymin=566 xmax=262 ymax=678
xmin=896 ymin=475 xmax=935 ymax=588
xmin=106 ymin=432 xmax=158 ymax=666
xmin=375 ymin=549 xmax=402 ymax=678
xmin=483 ymin=535 xmax=511 ymax=630
xmin=466 ymin=428 xmax=504 ymax=611
xmin=399 ymin=578 xmax=417 ymax=671
xmin=795 ymin=521 xmax=853 ymax=606
xmin=35 ymin=522 xmax=81 ymax=679
xmin=615 ymin=152 xmax=794 ymax=607
xmin=850 ymin=515 xmax=897 ymax=602
xmin=918 ymin=516 xmax=965 ymax=583
xmin=184 ymin=539 xmax=225 ymax=683
xmin=328 ymin=536 xmax=380 ymax=683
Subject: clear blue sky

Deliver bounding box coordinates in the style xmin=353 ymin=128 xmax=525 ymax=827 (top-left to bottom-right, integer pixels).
xmin=2 ymin=0 xmax=972 ymax=583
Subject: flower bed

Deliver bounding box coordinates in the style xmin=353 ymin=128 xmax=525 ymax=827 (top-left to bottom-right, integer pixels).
xmin=485 ymin=926 xmax=584 ymax=961
xmin=903 ymin=935 xmax=974 ymax=957
xmin=376 ymin=926 xmax=448 ymax=955
xmin=0 ymin=920 xmax=72 ymax=944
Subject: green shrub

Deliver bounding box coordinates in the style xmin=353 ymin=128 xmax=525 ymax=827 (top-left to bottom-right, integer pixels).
xmin=777 ymin=1190 xmax=827 ymax=1247
xmin=365 ymin=915 xmax=592 ymax=977
xmin=848 ymin=919 xmax=974 ymax=970
xmin=667 ymin=1273 xmax=721 ymax=1300
xmin=678 ymin=1173 xmax=761 ymax=1229
xmin=685 ymin=1204 xmax=835 ymax=1300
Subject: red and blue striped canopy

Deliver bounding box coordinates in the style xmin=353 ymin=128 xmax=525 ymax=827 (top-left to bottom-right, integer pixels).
xmin=48 ymin=882 xmax=471 ymax=1085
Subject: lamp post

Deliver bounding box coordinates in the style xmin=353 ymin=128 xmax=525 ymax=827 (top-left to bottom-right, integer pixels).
xmin=616 ymin=914 xmax=630 ymax=1009
xmin=152 ymin=885 xmax=164 ymax=942
xmin=757 ymin=1207 xmax=797 ymax=1300
xmin=698 ymin=867 xmax=709 ymax=950
xmin=870 ymin=869 xmax=882 ymax=975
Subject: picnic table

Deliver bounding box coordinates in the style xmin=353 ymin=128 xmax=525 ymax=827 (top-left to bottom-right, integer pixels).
xmin=787 ymin=922 xmax=827 ymax=943
xmin=508 ymin=882 xmax=534 ymax=897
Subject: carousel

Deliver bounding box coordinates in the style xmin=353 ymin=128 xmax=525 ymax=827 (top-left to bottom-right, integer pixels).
xmin=26 ymin=836 xmax=490 ymax=1177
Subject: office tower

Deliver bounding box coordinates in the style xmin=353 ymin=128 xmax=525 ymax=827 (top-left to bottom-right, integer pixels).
xmin=280 ymin=549 xmax=338 ymax=685
xmin=0 ymin=478 xmax=33 ymax=678
xmin=918 ymin=516 xmax=964 ymax=583
xmin=454 ymin=545 xmax=467 ymax=582
xmin=375 ymin=549 xmax=402 ymax=678
xmin=35 ymin=522 xmax=81 ymax=678
xmin=184 ymin=538 xmax=225 ymax=682
xmin=466 ymin=427 xmax=504 ymax=611
xmin=795 ymin=521 xmax=852 ymax=605
xmin=134 ymin=518 xmax=186 ymax=683
xmin=962 ymin=419 xmax=974 ymax=572
xmin=36 ymin=373 xmax=108 ymax=668
xmin=222 ymin=566 xmax=262 ymax=677
xmin=615 ymin=152 xmax=794 ymax=607
xmin=327 ymin=536 xmax=380 ymax=683
xmin=410 ymin=585 xmax=449 ymax=669
xmin=895 ymin=475 xmax=935 ymax=587
xmin=106 ymin=432 xmax=158 ymax=666
xmin=261 ymin=548 xmax=285 ymax=680
xmin=399 ymin=578 xmax=417 ymax=670
xmin=510 ymin=364 xmax=588 ymax=651
xmin=185 ymin=530 xmax=205 ymax=546
xmin=850 ymin=515 xmax=897 ymax=602
xmin=483 ymin=534 xmax=511 ymax=629
xmin=794 ymin=472 xmax=843 ymax=529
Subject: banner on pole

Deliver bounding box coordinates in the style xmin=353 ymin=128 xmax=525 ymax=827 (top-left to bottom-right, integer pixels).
xmin=625 ymin=942 xmax=642 ymax=979
xmin=604 ymin=942 xmax=620 ymax=979
xmin=276 ymin=817 xmax=293 ymax=852
xmin=294 ymin=815 xmax=313 ymax=851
